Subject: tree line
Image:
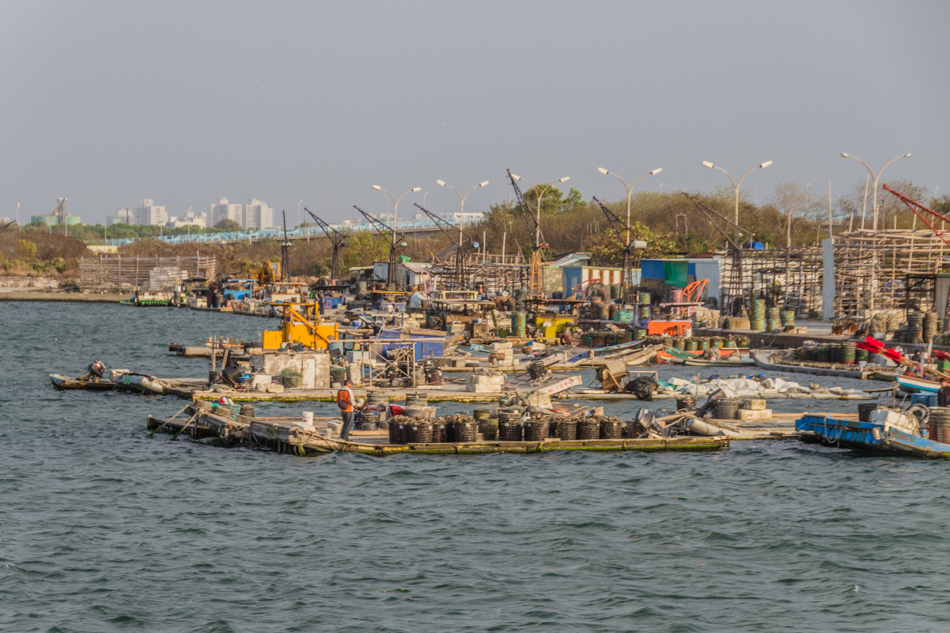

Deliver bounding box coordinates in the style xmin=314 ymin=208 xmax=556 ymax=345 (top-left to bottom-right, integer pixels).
xmin=3 ymin=180 xmax=947 ymax=278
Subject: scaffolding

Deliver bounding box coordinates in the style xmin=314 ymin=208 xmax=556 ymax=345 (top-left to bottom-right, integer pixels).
xmin=79 ymin=255 xmax=216 ymax=291
xmin=426 ymin=251 xmax=527 ymax=294
xmin=714 ymin=246 xmax=824 ymax=317
xmin=830 ymin=229 xmax=948 ymax=316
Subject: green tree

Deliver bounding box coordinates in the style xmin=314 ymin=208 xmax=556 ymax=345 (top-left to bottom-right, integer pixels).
xmin=214 ymin=219 xmax=243 ymax=231
xmin=16 ymin=239 xmax=37 ymax=261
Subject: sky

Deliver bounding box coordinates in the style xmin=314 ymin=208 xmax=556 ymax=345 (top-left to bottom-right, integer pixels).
xmin=1 ymin=0 xmax=947 ymax=226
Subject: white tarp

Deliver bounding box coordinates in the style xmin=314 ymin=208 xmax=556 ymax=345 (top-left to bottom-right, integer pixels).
xmin=670 ymin=376 xmax=872 ymax=399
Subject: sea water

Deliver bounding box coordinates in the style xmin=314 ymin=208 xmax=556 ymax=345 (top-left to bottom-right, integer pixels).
xmin=1 ymin=301 xmax=948 ymax=632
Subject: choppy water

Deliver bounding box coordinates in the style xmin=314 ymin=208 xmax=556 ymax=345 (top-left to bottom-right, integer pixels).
xmin=1 ymin=301 xmax=948 ymax=632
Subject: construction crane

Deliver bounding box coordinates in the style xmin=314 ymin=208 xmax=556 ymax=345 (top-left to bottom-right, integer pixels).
xmin=280 ymin=210 xmax=291 ymax=282
xmin=0 ymin=220 xmax=14 ymax=235
xmin=508 ymin=169 xmax=546 ymax=298
xmin=413 ymin=202 xmax=476 ymax=288
xmin=591 ymin=196 xmax=648 ymax=303
xmin=304 ymin=208 xmax=348 ymax=281
xmin=681 ymin=191 xmax=756 ymax=316
xmin=353 ymin=205 xmax=408 ymax=287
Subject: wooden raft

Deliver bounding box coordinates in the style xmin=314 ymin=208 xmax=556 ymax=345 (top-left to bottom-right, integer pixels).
xmin=147 ymin=404 xmax=728 ymax=457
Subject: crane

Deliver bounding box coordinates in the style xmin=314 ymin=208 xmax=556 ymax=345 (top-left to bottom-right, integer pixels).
xmin=413 ymin=202 xmax=476 ymax=288
xmin=508 ymin=169 xmax=546 ymax=298
xmin=0 ymin=220 xmax=14 ymax=235
xmin=304 ymin=208 xmax=348 ymax=281
xmin=590 ymin=196 xmax=648 ymax=303
xmin=353 ymin=205 xmax=408 ymax=287
xmin=680 ymin=191 xmax=756 ymax=316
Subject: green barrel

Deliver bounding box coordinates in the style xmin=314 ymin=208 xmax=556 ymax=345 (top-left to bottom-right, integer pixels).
xmin=513 ymin=311 xmax=526 ymax=338
xmin=841 ymin=342 xmax=856 ymax=365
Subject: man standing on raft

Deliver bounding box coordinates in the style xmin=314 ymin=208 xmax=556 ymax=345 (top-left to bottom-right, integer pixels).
xmin=337 ymin=379 xmax=357 ymax=440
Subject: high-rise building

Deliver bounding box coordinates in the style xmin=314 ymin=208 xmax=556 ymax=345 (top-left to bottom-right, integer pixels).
xmin=209 ymin=198 xmax=243 ymax=227
xmin=107 ymin=208 xmax=134 ymax=225
xmin=243 ymin=198 xmax=275 ymax=229
xmin=132 ymin=199 xmax=168 ymax=226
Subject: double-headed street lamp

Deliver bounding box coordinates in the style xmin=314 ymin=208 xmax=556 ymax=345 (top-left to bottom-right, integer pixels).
xmin=597 ymin=166 xmax=662 ymax=299
xmin=436 ymin=179 xmax=489 ymax=288
xmin=702 ymin=159 xmax=772 ymax=316
xmin=372 ymin=184 xmax=421 ymax=287
xmin=840 ymin=152 xmax=911 ymax=231
xmin=702 ymin=160 xmax=773 ymax=248
xmin=509 ymin=174 xmax=569 ymax=298
xmin=509 ymin=174 xmax=569 ymax=249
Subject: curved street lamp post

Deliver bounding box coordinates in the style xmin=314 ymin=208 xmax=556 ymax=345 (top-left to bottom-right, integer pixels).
xmin=702 ymin=159 xmax=772 ymax=315
xmin=840 ymin=152 xmax=911 ymax=231
xmin=510 ymin=174 xmax=569 ymax=298
xmin=597 ymin=166 xmax=662 ymax=300
xmin=437 ymin=179 xmax=489 ymax=288
xmin=372 ymin=185 xmax=421 ymax=287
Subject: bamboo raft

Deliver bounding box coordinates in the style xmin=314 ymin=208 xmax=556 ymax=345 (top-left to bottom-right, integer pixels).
xmin=147 ymin=404 xmax=729 ymax=456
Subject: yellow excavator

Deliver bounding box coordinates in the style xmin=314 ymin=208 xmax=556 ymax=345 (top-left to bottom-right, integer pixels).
xmin=262 ymin=301 xmax=338 ymax=350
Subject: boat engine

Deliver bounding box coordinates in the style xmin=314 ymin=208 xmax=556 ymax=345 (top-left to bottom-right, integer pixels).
xmin=78 ymin=359 xmax=107 ymax=382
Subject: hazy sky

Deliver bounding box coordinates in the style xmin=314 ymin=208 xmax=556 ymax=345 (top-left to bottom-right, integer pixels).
xmin=1 ymin=1 xmax=947 ymax=226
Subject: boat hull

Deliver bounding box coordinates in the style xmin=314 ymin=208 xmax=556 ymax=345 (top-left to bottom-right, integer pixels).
xmin=896 ymin=374 xmax=940 ymax=394
xmin=796 ymin=414 xmax=950 ymax=458
xmin=49 ymin=374 xmax=116 ymax=391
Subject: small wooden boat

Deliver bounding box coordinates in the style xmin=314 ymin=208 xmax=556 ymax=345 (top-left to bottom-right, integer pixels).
xmin=896 ymin=374 xmax=940 ymax=394
xmin=683 ymin=356 xmax=753 ymax=367
xmin=659 ymin=347 xmax=751 ymax=366
xmin=752 ymin=350 xmax=896 ymax=381
xmin=49 ymin=374 xmax=116 ymax=391
xmin=797 ymin=413 xmax=950 ymax=458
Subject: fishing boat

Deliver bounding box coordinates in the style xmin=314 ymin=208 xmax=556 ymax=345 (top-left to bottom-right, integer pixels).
xmin=683 ymin=355 xmax=753 ymax=367
xmin=751 ymin=349 xmax=894 ymax=380
xmin=895 ymin=374 xmax=940 ymax=394
xmin=796 ymin=409 xmax=950 ymax=458
xmin=658 ymin=347 xmax=752 ymax=366
xmin=49 ymin=374 xmax=116 ymax=391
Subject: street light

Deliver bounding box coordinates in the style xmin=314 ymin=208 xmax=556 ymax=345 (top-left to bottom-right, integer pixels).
xmin=840 ymin=152 xmax=911 ymax=231
xmin=597 ymin=166 xmax=661 ymax=300
xmin=372 ymin=184 xmax=422 ymax=287
xmin=597 ymin=166 xmax=661 ymax=246
xmin=702 ymin=159 xmax=772 ymax=247
xmin=509 ymin=174 xmax=569 ymax=248
xmin=437 ymin=179 xmax=489 ymax=287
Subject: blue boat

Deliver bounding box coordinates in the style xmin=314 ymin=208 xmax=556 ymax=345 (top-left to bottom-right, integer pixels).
xmin=796 ymin=413 xmax=950 ymax=459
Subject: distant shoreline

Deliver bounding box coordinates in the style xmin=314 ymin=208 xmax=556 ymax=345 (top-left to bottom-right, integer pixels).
xmin=0 ymin=291 xmax=128 ymax=302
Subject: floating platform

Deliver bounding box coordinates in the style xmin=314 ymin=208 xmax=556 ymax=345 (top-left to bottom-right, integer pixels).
xmin=147 ymin=405 xmax=729 ymax=456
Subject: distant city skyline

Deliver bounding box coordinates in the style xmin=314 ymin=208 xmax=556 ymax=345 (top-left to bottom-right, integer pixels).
xmin=1 ymin=2 xmax=945 ymax=226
